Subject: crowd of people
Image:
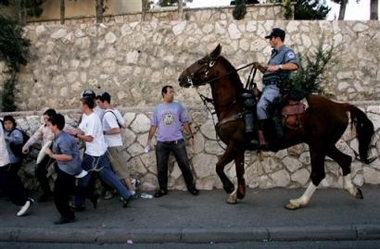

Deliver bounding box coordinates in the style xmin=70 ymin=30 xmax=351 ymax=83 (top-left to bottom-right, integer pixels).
xmin=0 ymin=87 xmax=199 ymax=224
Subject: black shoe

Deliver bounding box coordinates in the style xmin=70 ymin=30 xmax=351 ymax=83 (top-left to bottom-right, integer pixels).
xmin=121 ymin=196 xmax=132 ymax=208
xmin=90 ymin=192 xmax=100 ymax=209
xmin=54 ymin=217 xmax=77 ymax=225
xmin=189 ymin=188 xmax=199 ymax=196
xmin=103 ymin=190 xmax=116 ymax=200
xmin=131 ymin=193 xmax=139 ymax=200
xmin=38 ymin=192 xmax=53 ymax=202
xmin=154 ymin=189 xmax=168 ymax=198
xmin=74 ymin=206 xmax=86 ymax=212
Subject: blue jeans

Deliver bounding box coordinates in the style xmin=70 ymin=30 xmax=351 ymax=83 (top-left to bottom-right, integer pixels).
xmin=75 ymin=153 xmax=131 ymax=208
xmin=155 ymin=139 xmax=196 ymax=191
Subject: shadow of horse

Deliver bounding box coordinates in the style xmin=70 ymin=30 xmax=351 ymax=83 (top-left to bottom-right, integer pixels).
xmin=178 ymin=44 xmax=374 ymax=209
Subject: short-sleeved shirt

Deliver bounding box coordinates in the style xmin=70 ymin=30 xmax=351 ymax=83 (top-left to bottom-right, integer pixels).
xmin=5 ymin=128 xmax=23 ymax=163
xmin=0 ymin=125 xmax=10 ymax=167
xmin=79 ymin=112 xmax=108 ymax=156
xmin=53 ymin=131 xmax=82 ymax=176
xmin=102 ymin=108 xmax=124 ymax=147
xmin=263 ymin=44 xmax=299 ymax=82
xmin=151 ymin=102 xmax=189 ymax=142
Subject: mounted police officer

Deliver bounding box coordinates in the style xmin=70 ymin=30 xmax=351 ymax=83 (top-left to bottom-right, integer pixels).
xmin=256 ymin=28 xmax=299 ymax=149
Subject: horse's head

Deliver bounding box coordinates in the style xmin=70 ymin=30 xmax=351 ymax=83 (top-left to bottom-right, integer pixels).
xmin=178 ymin=44 xmax=222 ymax=88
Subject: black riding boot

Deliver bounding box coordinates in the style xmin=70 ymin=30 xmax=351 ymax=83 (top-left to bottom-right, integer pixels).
xmin=257 ymin=119 xmax=269 ymax=150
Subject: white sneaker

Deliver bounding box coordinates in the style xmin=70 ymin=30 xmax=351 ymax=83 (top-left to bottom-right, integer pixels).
xmin=131 ymin=178 xmax=141 ymax=189
xmin=16 ymin=198 xmax=34 ymax=217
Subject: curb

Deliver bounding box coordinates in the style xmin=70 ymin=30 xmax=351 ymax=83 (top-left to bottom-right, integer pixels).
xmin=1 ymin=225 xmax=379 ymax=243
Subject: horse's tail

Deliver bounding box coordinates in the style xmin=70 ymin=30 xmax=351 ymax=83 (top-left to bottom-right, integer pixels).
xmin=347 ymin=105 xmax=374 ymax=164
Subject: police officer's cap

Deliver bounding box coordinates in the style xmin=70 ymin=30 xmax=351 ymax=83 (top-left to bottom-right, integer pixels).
xmin=265 ymin=28 xmax=285 ymax=40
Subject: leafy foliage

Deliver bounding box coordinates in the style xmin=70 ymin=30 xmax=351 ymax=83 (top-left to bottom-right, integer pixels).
xmin=267 ymin=0 xmax=331 ymax=20
xmin=0 ymin=16 xmax=30 ymax=71
xmin=294 ymin=0 xmax=330 ymax=20
xmin=156 ymin=0 xmax=192 ymax=7
xmin=1 ymin=77 xmax=17 ymax=111
xmin=232 ymin=0 xmax=247 ymax=20
xmin=0 ymin=15 xmax=30 ymax=111
xmin=288 ymin=37 xmax=337 ymax=95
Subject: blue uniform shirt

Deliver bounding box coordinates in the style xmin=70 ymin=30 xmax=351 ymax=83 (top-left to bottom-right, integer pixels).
xmin=262 ymin=44 xmax=299 ymax=83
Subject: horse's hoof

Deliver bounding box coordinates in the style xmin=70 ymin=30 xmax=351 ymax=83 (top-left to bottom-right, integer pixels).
xmin=356 ymin=188 xmax=364 ymax=199
xmin=284 ymin=201 xmax=303 ymax=210
xmin=226 ymin=198 xmax=238 ymax=204
xmin=226 ymin=189 xmax=238 ymax=204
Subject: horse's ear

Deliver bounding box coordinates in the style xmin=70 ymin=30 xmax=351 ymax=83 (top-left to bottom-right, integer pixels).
xmin=210 ymin=44 xmax=222 ymax=60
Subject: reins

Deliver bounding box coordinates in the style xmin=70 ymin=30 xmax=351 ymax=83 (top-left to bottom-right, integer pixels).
xmin=195 ymin=62 xmax=258 ymax=150
xmin=196 ymin=62 xmax=257 ymax=109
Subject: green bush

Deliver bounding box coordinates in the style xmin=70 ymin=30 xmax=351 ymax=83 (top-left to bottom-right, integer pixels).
xmin=233 ymin=0 xmax=247 ymax=20
xmin=0 ymin=15 xmax=30 ymax=111
xmin=289 ymin=36 xmax=337 ymax=96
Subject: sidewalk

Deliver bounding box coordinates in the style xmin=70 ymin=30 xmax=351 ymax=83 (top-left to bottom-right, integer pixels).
xmin=0 ymin=185 xmax=379 ymax=244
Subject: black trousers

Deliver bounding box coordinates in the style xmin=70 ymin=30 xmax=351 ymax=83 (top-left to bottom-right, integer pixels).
xmin=36 ymin=155 xmax=55 ymax=195
xmin=0 ymin=163 xmax=29 ymax=206
xmin=54 ymin=165 xmax=93 ymax=219
xmin=155 ymin=139 xmax=195 ymax=191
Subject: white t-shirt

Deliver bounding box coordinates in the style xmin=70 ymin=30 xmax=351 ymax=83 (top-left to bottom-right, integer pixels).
xmin=80 ymin=105 xmax=104 ymax=123
xmin=0 ymin=124 xmax=10 ymax=167
xmin=79 ymin=112 xmax=108 ymax=156
xmin=102 ymin=109 xmax=124 ymax=147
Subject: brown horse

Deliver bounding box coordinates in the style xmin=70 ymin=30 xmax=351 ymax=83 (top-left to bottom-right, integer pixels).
xmin=178 ymin=44 xmax=374 ymax=209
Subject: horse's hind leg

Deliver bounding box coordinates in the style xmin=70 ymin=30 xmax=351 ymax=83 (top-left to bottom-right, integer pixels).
xmin=236 ymin=151 xmax=246 ymax=200
xmin=327 ymin=147 xmax=363 ymax=199
xmin=285 ymin=147 xmax=325 ymax=210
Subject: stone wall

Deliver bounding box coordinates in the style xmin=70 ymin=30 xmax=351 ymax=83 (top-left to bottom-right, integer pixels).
xmin=1 ymin=5 xmax=378 ymax=111
xmin=1 ymin=5 xmax=379 ymax=191
xmin=3 ymin=103 xmax=380 ymax=192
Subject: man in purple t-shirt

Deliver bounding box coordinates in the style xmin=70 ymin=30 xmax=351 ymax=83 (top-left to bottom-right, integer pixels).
xmin=146 ymin=85 xmax=199 ymax=198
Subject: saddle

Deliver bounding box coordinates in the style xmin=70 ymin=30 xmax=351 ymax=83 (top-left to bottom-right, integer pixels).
xmin=282 ymin=100 xmax=306 ymax=130
xmin=280 ymin=88 xmax=307 ymax=130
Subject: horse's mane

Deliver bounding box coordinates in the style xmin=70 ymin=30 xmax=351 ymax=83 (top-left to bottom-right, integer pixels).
xmin=219 ymin=56 xmax=244 ymax=91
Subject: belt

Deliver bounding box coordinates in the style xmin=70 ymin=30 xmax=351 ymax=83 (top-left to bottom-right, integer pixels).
xmin=159 ymin=139 xmax=184 ymax=145
xmin=263 ymin=79 xmax=279 ymax=86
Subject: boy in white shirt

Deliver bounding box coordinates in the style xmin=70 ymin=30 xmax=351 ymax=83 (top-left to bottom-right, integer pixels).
xmin=96 ymin=91 xmax=137 ymax=197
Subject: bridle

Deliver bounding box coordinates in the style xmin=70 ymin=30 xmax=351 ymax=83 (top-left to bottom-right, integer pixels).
xmin=186 ymin=56 xmax=257 ymax=109
xmin=184 ymin=56 xmax=258 ymax=149
xmin=184 ymin=56 xmax=256 ymax=89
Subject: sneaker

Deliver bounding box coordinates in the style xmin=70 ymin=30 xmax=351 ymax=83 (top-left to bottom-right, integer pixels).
xmin=131 ymin=178 xmax=141 ymax=189
xmin=103 ymin=190 xmax=116 ymax=200
xmin=17 ymin=198 xmax=34 ymax=217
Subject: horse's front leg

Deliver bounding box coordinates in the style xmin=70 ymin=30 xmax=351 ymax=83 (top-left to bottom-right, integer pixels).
xmin=216 ymin=145 xmax=238 ymax=203
xmin=226 ymin=151 xmax=245 ymax=204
